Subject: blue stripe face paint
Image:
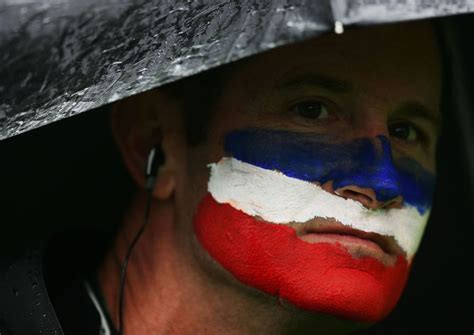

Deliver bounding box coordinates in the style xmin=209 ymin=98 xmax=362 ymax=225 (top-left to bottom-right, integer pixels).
xmin=224 ymin=128 xmax=435 ymax=214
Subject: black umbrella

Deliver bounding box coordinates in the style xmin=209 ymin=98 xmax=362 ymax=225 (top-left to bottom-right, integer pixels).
xmin=1 ymin=1 xmax=474 ymax=141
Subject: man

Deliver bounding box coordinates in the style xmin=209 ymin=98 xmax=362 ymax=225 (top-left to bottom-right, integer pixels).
xmin=98 ymin=19 xmax=441 ymax=334
xmin=4 ymin=1 xmax=474 ymax=333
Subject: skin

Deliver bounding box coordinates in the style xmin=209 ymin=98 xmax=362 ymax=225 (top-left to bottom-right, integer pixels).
xmin=99 ymin=20 xmax=441 ymax=334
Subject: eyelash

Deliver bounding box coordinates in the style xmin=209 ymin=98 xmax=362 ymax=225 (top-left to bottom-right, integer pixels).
xmin=286 ymin=99 xmax=433 ymax=151
xmin=388 ymin=120 xmax=429 ymax=146
xmin=287 ymin=98 xmax=336 ymax=124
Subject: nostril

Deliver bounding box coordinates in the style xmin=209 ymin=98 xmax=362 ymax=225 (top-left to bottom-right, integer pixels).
xmin=336 ymin=189 xmax=377 ymax=207
xmin=334 ymin=185 xmax=404 ymax=210
xmin=334 ymin=185 xmax=380 ymax=209
xmin=381 ymin=195 xmax=404 ymax=209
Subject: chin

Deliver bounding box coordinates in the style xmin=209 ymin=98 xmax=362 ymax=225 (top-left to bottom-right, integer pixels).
xmin=194 ymin=194 xmax=412 ymax=323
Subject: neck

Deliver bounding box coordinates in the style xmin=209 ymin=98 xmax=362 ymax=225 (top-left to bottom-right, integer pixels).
xmin=97 ymin=192 xmax=363 ymax=335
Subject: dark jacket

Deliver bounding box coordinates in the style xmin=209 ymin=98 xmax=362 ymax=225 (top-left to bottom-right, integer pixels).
xmin=0 ymin=232 xmax=117 ymax=335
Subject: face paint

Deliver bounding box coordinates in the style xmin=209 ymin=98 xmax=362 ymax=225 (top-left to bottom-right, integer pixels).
xmin=224 ymin=129 xmax=434 ymax=213
xmin=193 ymin=128 xmax=435 ymax=322
xmin=208 ymin=157 xmax=429 ymax=258
xmin=195 ymin=195 xmax=411 ymax=322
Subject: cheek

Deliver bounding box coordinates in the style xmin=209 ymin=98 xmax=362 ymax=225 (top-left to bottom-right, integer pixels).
xmin=193 ymin=194 xmax=412 ymax=323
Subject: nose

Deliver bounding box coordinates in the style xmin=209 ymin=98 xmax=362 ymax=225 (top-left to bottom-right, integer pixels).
xmin=328 ymin=136 xmax=405 ymax=210
xmin=335 ymin=184 xmax=404 ymax=210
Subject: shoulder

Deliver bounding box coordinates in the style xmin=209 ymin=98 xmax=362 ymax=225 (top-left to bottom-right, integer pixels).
xmin=0 ymin=245 xmax=63 ymax=335
xmin=0 ymin=230 xmax=115 ymax=335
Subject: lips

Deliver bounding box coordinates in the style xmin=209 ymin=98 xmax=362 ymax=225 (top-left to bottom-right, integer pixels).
xmin=299 ymin=232 xmax=386 ymax=254
xmin=289 ymin=219 xmax=407 ymax=262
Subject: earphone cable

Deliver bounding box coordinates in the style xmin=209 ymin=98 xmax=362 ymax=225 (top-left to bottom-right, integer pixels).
xmin=117 ymin=187 xmax=153 ymax=335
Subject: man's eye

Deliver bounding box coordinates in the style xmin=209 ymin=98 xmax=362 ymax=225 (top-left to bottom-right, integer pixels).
xmin=389 ymin=122 xmax=420 ymax=142
xmin=290 ymin=100 xmax=330 ymax=120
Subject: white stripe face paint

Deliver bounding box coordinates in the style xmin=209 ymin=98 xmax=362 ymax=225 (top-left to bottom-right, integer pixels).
xmin=208 ymin=157 xmax=430 ymax=259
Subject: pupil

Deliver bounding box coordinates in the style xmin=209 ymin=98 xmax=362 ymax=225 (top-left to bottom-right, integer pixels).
xmin=298 ymin=102 xmax=322 ymax=119
xmin=391 ymin=124 xmax=410 ymax=139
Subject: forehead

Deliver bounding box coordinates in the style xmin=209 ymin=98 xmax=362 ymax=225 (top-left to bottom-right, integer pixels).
xmin=229 ymin=20 xmax=441 ymax=108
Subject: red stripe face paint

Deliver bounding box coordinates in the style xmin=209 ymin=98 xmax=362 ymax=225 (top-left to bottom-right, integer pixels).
xmin=194 ymin=194 xmax=411 ymax=323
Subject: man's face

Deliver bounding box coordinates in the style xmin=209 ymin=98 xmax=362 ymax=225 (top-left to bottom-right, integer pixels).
xmin=177 ymin=21 xmax=441 ymax=323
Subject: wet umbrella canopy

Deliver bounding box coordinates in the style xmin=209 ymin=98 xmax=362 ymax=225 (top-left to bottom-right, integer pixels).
xmin=1 ymin=0 xmax=474 ymax=140
xmin=1 ymin=1 xmax=474 ymax=334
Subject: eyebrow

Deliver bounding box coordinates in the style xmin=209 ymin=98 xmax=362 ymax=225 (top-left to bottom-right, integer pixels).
xmin=393 ymin=101 xmax=442 ymax=132
xmin=276 ymin=73 xmax=354 ymax=93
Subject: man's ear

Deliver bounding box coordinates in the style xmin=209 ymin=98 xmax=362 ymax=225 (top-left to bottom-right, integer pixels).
xmin=109 ymin=90 xmax=179 ymax=200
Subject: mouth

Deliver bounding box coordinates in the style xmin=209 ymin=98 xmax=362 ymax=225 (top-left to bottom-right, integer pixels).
xmin=290 ymin=219 xmax=406 ymax=265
